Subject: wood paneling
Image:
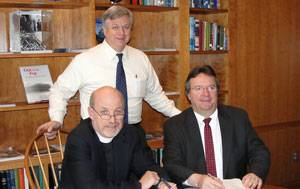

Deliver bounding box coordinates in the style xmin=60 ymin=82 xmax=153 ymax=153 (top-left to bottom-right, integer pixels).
xmin=228 ymin=0 xmax=300 ymax=126
xmin=228 ymin=0 xmax=300 ymax=187
xmin=0 ymin=105 xmax=80 ymax=151
xmin=256 ymin=122 xmax=300 ymax=188
xmin=0 ymin=57 xmax=72 ymax=103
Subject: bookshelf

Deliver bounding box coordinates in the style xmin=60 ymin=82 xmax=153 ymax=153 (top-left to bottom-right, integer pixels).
xmin=0 ymin=0 xmax=229 ymax=177
xmin=0 ymin=0 xmax=94 ymax=172
xmin=189 ymin=0 xmax=229 ymax=104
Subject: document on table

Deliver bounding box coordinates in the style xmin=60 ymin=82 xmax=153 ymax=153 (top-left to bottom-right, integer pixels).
xmin=223 ymin=178 xmax=245 ymax=189
xmin=183 ymin=178 xmax=245 ymax=189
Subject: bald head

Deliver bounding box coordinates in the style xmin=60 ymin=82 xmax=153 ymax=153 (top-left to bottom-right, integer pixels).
xmin=88 ymin=86 xmax=125 ymax=138
xmin=90 ymin=86 xmax=124 ymax=109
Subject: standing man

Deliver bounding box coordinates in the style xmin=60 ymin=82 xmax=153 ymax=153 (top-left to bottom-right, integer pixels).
xmin=37 ymin=5 xmax=180 ymax=137
xmin=163 ymin=65 xmax=270 ymax=189
xmin=61 ymin=86 xmax=177 ymax=189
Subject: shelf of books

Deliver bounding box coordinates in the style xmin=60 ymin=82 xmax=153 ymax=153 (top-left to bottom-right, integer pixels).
xmin=189 ymin=0 xmax=229 ymax=105
xmin=0 ymin=148 xmax=63 ymax=188
xmin=0 ymin=1 xmax=89 ymax=9
xmin=95 ymin=2 xmax=178 ymax=11
xmin=190 ymin=50 xmax=228 ymax=54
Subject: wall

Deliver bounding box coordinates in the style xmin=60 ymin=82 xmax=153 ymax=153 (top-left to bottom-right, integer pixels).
xmin=228 ymin=0 xmax=300 ymax=187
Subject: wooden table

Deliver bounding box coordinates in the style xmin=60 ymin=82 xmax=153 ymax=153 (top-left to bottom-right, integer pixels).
xmin=263 ymin=185 xmax=287 ymax=189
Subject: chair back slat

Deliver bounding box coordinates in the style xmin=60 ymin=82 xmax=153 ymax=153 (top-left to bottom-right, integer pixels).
xmin=24 ymin=129 xmax=69 ymax=189
xmin=44 ymin=134 xmax=59 ymax=188
xmin=34 ymin=141 xmax=50 ymax=189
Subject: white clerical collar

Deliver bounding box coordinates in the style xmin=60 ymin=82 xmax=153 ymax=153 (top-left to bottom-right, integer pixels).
xmin=96 ymin=131 xmax=114 ymax=143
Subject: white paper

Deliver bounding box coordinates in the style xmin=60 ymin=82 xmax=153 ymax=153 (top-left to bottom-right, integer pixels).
xmin=223 ymin=178 xmax=245 ymax=189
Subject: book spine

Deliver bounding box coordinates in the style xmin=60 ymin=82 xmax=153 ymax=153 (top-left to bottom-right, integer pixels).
xmin=194 ymin=19 xmax=200 ymax=51
xmin=189 ymin=17 xmax=195 ymax=51
xmin=199 ymin=21 xmax=203 ymax=51
xmin=23 ymin=168 xmax=29 ymax=189
xmin=0 ymin=170 xmax=8 ymax=189
xmin=18 ymin=168 xmax=25 ymax=189
xmin=14 ymin=169 xmax=19 ymax=189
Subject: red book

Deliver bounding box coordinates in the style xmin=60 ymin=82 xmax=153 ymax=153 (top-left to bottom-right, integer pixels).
xmin=18 ymin=168 xmax=25 ymax=189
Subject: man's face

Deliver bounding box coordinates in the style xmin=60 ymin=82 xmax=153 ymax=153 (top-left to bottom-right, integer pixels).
xmin=103 ymin=16 xmax=131 ymax=52
xmin=89 ymin=90 xmax=124 ymax=138
xmin=188 ymin=73 xmax=218 ymax=116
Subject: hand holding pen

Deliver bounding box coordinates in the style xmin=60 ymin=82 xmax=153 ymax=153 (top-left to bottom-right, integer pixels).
xmin=207 ymin=173 xmax=225 ymax=189
xmin=158 ymin=177 xmax=177 ymax=189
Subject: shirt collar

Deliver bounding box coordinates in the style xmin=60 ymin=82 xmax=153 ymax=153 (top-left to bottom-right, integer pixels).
xmin=194 ymin=108 xmax=218 ymax=125
xmin=102 ymin=39 xmax=129 ymax=62
xmin=95 ymin=131 xmax=114 ymax=143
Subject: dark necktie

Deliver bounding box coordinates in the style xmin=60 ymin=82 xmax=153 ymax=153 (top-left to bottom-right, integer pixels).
xmin=116 ymin=53 xmax=128 ymax=124
xmin=203 ymin=117 xmax=217 ymax=177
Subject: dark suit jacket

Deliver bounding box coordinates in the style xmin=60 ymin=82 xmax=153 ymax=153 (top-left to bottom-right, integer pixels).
xmin=61 ymin=119 xmax=166 ymax=189
xmin=163 ymin=105 xmax=270 ymax=187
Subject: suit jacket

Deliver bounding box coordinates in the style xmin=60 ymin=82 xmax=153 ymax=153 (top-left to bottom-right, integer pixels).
xmin=61 ymin=119 xmax=166 ymax=189
xmin=163 ymin=105 xmax=270 ymax=187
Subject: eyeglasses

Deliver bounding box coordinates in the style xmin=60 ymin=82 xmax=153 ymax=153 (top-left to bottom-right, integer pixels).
xmin=191 ymin=85 xmax=217 ymax=92
xmin=91 ymin=107 xmax=124 ymax=120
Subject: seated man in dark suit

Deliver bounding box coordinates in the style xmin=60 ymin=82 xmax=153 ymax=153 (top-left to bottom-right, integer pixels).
xmin=163 ymin=65 xmax=270 ymax=189
xmin=61 ymin=86 xmax=176 ymax=189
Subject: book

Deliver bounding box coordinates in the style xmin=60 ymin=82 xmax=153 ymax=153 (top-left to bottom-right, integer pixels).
xmin=9 ymin=10 xmax=53 ymax=52
xmin=0 ymin=103 xmax=16 ymax=108
xmin=0 ymin=170 xmax=8 ymax=188
xmin=0 ymin=12 xmax=7 ymax=53
xmin=23 ymin=168 xmax=29 ymax=189
xmin=18 ymin=168 xmax=25 ymax=189
xmin=19 ymin=65 xmax=53 ymax=104
xmin=96 ymin=18 xmax=104 ymax=44
xmin=0 ymin=147 xmax=24 ymax=162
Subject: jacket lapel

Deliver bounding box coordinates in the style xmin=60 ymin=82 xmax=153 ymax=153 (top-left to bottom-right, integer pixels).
xmin=218 ymin=106 xmax=233 ymax=178
xmin=185 ymin=108 xmax=207 ymax=172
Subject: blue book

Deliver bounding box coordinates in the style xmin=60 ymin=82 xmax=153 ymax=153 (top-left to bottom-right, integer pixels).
xmin=189 ymin=17 xmax=195 ymax=51
xmin=96 ymin=18 xmax=105 ymax=44
xmin=10 ymin=169 xmax=16 ymax=189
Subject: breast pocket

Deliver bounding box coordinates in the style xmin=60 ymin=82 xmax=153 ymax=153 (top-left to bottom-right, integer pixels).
xmin=127 ymin=74 xmax=147 ymax=98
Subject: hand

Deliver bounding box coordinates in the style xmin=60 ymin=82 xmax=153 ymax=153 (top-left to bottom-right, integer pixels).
xmin=36 ymin=121 xmax=62 ymax=139
xmin=187 ymin=173 xmax=224 ymax=189
xmin=139 ymin=171 xmax=160 ymax=189
xmin=157 ymin=178 xmax=177 ymax=189
xmin=242 ymin=173 xmax=263 ymax=189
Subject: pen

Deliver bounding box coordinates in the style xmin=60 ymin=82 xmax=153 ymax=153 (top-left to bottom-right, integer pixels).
xmin=208 ymin=173 xmax=217 ymax=181
xmin=160 ymin=177 xmax=172 ymax=189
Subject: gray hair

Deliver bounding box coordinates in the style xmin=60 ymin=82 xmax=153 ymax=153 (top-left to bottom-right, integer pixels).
xmin=102 ymin=5 xmax=133 ymax=28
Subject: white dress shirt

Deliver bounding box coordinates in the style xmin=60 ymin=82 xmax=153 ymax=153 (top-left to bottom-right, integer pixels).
xmin=49 ymin=40 xmax=181 ymax=124
xmin=194 ymin=109 xmax=223 ymax=179
xmin=184 ymin=109 xmax=224 ymax=186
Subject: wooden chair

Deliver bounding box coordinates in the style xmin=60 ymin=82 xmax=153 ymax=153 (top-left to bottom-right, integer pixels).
xmin=24 ymin=130 xmax=69 ymax=189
